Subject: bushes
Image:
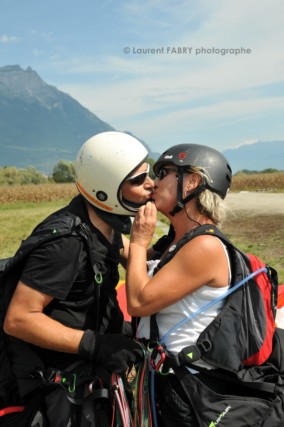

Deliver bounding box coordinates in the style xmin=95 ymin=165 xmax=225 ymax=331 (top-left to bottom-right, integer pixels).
xmin=52 ymin=160 xmax=76 ymax=183
xmin=0 ymin=161 xmax=76 ymax=185
xmin=0 ymin=166 xmax=48 ymax=185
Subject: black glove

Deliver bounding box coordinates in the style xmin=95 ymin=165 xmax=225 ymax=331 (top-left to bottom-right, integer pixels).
xmin=123 ymin=321 xmax=134 ymax=338
xmin=78 ymin=330 xmax=144 ymax=373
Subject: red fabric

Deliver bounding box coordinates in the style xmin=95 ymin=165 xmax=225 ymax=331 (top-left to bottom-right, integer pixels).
xmin=243 ymin=254 xmax=275 ymax=366
xmin=278 ymin=285 xmax=284 ymax=308
xmin=116 ymin=281 xmax=131 ymax=321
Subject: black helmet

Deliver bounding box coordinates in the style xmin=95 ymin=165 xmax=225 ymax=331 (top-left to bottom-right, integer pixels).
xmin=153 ymin=143 xmax=232 ymax=215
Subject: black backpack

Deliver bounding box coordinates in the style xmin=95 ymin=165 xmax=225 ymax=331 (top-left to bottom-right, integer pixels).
xmin=0 ymin=212 xmax=105 ymax=416
xmin=150 ymin=224 xmax=284 ymax=426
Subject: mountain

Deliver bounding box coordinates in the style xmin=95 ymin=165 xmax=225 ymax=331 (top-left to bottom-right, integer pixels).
xmin=0 ymin=65 xmax=158 ymax=173
xmin=223 ymin=141 xmax=284 ymax=173
xmin=0 ymin=65 xmax=282 ymax=174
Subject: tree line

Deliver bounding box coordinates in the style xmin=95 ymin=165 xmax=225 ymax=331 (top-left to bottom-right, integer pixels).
xmin=0 ymin=161 xmax=282 ymax=186
xmin=0 ymin=161 xmax=76 ymax=185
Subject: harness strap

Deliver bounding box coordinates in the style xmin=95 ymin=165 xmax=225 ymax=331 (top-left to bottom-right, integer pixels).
xmin=166 ymin=340 xmax=213 ymax=368
xmin=173 ymin=364 xmax=277 ymax=395
xmin=77 ymin=222 xmax=105 ymax=331
xmin=34 ymin=360 xmax=111 ymax=406
xmin=66 ymin=387 xmax=110 ymax=406
xmin=150 ymin=313 xmax=159 ymax=342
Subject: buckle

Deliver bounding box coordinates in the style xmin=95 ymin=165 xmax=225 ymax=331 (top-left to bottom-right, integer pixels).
xmin=178 ymin=340 xmax=212 ymax=366
xmin=178 ymin=345 xmax=201 ymax=365
xmin=45 ymin=368 xmax=65 ymax=383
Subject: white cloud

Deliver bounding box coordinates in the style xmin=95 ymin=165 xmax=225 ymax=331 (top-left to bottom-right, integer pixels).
xmin=236 ymin=139 xmax=258 ymax=148
xmin=0 ymin=34 xmax=18 ymax=43
xmin=33 ymin=49 xmax=45 ymax=57
xmin=38 ymin=0 xmax=284 ymax=152
xmin=55 ymin=0 xmax=284 ymax=117
xmin=124 ymin=96 xmax=284 ymax=138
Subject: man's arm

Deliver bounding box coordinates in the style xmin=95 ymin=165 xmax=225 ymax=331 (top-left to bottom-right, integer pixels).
xmin=4 ymin=281 xmax=84 ymax=353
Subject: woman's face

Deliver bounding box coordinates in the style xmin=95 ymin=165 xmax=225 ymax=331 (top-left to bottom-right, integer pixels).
xmin=151 ymin=165 xmax=178 ymax=214
xmin=120 ymin=162 xmax=154 ymax=205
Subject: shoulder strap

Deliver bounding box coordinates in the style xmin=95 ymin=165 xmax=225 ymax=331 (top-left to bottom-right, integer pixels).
xmin=1 ymin=213 xmax=81 ymax=278
xmin=75 ymin=221 xmax=108 ymax=329
xmin=150 ymin=224 xmax=232 ymax=342
xmin=34 ymin=213 xmax=107 ymax=330
xmin=1 ymin=212 xmax=105 ymax=330
xmin=150 ymin=224 xmax=270 ymax=344
xmin=157 ymin=224 xmax=234 ymax=271
xmin=1 ymin=212 xmax=105 ymax=279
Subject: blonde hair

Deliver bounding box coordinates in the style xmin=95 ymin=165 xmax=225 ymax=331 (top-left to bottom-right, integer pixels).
xmin=185 ymin=166 xmax=228 ymax=225
xmin=197 ymin=190 xmax=227 ymax=225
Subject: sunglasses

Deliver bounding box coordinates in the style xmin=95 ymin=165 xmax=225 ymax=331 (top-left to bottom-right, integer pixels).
xmin=156 ymin=167 xmax=177 ymax=180
xmin=125 ymin=164 xmax=150 ymax=186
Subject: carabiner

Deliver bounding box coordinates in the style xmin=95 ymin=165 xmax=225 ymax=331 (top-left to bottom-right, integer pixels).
xmin=150 ymin=344 xmax=166 ymax=371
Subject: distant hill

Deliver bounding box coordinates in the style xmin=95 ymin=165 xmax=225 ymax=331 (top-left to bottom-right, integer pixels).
xmin=223 ymin=141 xmax=284 ymax=173
xmin=0 ymin=65 xmax=158 ymax=173
xmin=0 ymin=65 xmax=283 ymax=175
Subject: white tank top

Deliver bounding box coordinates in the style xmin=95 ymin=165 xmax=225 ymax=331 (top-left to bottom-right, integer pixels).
xmin=137 ymin=241 xmax=231 ymax=360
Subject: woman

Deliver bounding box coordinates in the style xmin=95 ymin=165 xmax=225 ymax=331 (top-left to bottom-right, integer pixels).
xmin=126 ymin=143 xmax=232 ymax=426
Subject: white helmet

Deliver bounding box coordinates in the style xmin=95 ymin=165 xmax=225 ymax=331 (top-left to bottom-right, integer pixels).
xmin=75 ymin=131 xmax=148 ymax=215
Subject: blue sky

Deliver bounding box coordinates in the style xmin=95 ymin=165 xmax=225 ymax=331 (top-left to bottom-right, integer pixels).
xmin=1 ymin=0 xmax=284 ymax=154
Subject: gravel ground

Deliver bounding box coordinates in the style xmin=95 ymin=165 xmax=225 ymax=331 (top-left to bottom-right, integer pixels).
xmin=226 ymin=192 xmax=284 ymax=216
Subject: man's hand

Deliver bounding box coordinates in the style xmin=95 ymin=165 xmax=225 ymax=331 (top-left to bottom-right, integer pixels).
xmin=78 ymin=330 xmax=144 ymax=373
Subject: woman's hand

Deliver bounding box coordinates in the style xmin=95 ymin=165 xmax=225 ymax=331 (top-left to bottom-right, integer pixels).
xmin=130 ymin=201 xmax=157 ymax=249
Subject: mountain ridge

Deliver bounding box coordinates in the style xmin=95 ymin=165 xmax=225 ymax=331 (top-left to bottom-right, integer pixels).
xmin=0 ymin=65 xmax=283 ymax=174
xmin=0 ymin=65 xmax=160 ymax=172
xmin=223 ymin=141 xmax=284 ymax=173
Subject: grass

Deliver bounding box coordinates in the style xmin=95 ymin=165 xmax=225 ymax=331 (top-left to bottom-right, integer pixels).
xmin=0 ymin=199 xmax=283 ymax=284
xmin=0 ymin=201 xmax=67 ymax=257
xmin=0 ymin=176 xmax=283 ymax=283
xmin=222 ymin=214 xmax=284 ymax=284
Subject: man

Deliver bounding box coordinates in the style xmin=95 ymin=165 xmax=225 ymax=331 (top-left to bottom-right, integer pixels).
xmin=3 ymin=131 xmax=154 ymax=426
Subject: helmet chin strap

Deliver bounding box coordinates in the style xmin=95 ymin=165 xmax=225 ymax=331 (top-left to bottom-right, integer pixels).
xmin=121 ymin=197 xmax=146 ymax=212
xmin=169 ymin=167 xmax=206 ymax=216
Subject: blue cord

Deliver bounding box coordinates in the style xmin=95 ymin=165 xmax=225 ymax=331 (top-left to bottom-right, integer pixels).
xmin=150 ymin=370 xmax=158 ymax=427
xmin=160 ymin=267 xmax=267 ymax=344
xmin=150 ymin=267 xmax=267 ymax=427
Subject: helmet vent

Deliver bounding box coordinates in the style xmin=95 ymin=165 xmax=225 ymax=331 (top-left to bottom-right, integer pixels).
xmin=96 ymin=191 xmax=108 ymax=201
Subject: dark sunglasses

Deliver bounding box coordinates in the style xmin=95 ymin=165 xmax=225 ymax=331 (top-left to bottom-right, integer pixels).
xmin=156 ymin=167 xmax=177 ymax=180
xmin=125 ymin=164 xmax=150 ymax=186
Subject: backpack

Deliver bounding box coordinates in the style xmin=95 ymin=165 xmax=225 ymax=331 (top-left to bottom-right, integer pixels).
xmin=149 ymin=225 xmax=284 ymax=426
xmin=0 ymin=212 xmax=106 ymax=418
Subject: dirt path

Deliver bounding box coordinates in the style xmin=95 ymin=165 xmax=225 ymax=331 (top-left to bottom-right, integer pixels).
xmin=226 ymin=192 xmax=284 ymax=216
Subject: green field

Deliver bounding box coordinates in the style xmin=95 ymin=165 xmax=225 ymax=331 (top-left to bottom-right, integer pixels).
xmin=0 ymin=198 xmax=283 ymax=283
xmin=222 ymin=214 xmax=284 ymax=284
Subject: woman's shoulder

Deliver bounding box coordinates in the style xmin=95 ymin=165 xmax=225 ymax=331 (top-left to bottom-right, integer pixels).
xmin=179 ymin=232 xmax=224 ymax=255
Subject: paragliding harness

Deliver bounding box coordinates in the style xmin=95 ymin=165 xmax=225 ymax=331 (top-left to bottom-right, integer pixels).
xmin=0 ymin=211 xmax=145 ymax=426
xmin=146 ymin=224 xmax=284 ymax=427
xmin=111 ymin=346 xmax=153 ymax=427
